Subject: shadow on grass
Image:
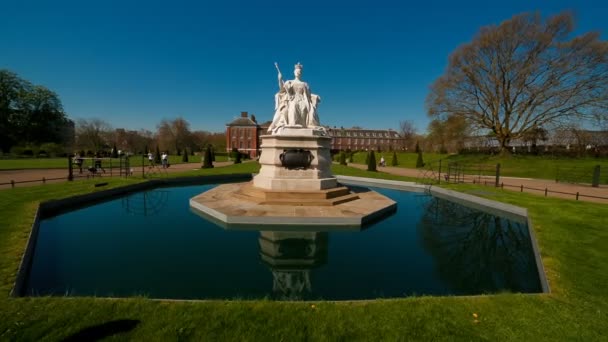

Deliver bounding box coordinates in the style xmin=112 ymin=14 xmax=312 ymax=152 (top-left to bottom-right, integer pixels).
xmin=61 ymin=319 xmax=140 ymax=341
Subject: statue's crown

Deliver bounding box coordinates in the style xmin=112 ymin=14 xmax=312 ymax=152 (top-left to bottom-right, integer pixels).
xmin=295 ymin=62 xmax=303 ymax=70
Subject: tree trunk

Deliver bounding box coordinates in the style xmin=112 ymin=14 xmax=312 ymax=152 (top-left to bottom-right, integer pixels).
xmin=497 ymin=135 xmax=511 ymax=155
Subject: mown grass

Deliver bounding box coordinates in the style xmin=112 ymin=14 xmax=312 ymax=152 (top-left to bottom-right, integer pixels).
xmin=0 ymin=163 xmax=607 ymax=340
xmin=348 ymin=151 xmax=608 ymax=182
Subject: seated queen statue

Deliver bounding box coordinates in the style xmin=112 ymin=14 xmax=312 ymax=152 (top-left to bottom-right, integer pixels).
xmin=268 ymin=62 xmax=324 ymax=134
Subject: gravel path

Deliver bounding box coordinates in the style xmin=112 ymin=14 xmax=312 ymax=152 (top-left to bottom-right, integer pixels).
xmin=347 ymin=163 xmax=608 ymax=204
xmin=2 ymin=161 xmax=607 ymax=203
xmin=0 ymin=162 xmax=233 ymax=189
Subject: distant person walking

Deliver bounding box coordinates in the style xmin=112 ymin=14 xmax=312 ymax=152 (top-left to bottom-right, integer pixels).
xmin=380 ymin=156 xmax=386 ymax=167
xmin=148 ymin=152 xmax=154 ymax=167
xmin=161 ymin=152 xmax=168 ymax=168
xmin=94 ymin=154 xmax=105 ymax=173
xmin=73 ymin=153 xmax=83 ymax=174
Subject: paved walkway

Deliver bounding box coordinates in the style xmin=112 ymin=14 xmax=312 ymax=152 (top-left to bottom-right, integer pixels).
xmin=347 ymin=163 xmax=608 ymax=204
xmin=3 ymin=161 xmax=607 ymax=203
xmin=0 ymin=162 xmax=233 ymax=190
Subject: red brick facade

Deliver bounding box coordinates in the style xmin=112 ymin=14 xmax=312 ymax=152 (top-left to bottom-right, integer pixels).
xmin=326 ymin=127 xmax=404 ymax=152
xmin=226 ymin=112 xmax=405 ymax=156
xmin=225 ymin=112 xmax=264 ymax=158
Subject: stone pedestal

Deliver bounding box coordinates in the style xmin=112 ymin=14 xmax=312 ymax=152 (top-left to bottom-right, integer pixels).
xmin=253 ymin=128 xmax=337 ymax=190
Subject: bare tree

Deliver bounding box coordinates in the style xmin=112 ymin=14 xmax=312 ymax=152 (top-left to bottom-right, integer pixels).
xmin=75 ymin=118 xmax=112 ymax=152
xmin=426 ymin=116 xmax=469 ymax=153
xmin=191 ymin=130 xmax=212 ymax=151
xmin=156 ymin=117 xmax=193 ymax=154
xmin=113 ymin=128 xmax=154 ymax=153
xmin=398 ymin=120 xmax=417 ymax=150
xmin=427 ymin=12 xmax=608 ymax=153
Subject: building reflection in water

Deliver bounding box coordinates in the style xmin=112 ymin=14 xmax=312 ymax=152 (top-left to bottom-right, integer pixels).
xmin=258 ymin=231 xmax=328 ymax=300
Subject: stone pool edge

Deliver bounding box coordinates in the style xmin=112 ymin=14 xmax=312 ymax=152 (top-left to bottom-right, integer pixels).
xmin=11 ymin=173 xmax=550 ymax=297
xmin=10 ymin=173 xmax=253 ymax=297
xmin=336 ymin=175 xmax=550 ymax=294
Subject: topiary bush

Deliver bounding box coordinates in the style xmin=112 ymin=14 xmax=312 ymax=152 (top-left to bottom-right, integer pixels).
xmin=112 ymin=143 xmax=118 ymax=158
xmin=416 ymin=151 xmax=424 ymax=168
xmin=232 ymin=148 xmax=242 ymax=164
xmin=391 ymin=151 xmax=398 ymax=166
xmin=202 ymin=146 xmax=214 ymax=168
xmin=182 ymin=148 xmax=189 ymax=162
xmin=367 ymin=150 xmax=377 ymax=171
xmin=339 ymin=151 xmax=347 ymax=165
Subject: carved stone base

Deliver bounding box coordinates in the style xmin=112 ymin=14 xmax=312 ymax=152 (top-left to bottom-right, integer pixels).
xmin=253 ymin=129 xmax=336 ymax=191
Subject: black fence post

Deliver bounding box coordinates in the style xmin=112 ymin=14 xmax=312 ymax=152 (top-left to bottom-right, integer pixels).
xmin=495 ymin=163 xmax=501 ymax=187
xmin=68 ymin=154 xmax=74 ymax=181
xmin=438 ymin=159 xmax=442 ymax=184
xmin=592 ymin=165 xmax=600 ymax=188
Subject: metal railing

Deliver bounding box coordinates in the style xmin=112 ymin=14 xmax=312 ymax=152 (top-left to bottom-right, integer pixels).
xmin=418 ymin=160 xmax=608 ymax=202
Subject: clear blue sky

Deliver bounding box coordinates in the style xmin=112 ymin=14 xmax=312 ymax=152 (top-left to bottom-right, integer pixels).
xmin=1 ymin=0 xmax=606 ymax=133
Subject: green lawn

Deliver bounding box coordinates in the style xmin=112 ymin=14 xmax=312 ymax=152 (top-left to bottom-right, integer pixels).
xmin=347 ymin=151 xmax=608 ymax=183
xmin=0 ymin=155 xmax=229 ymax=170
xmin=1 ymin=163 xmax=607 ymax=340
xmin=5 ymin=154 xmax=607 ymax=184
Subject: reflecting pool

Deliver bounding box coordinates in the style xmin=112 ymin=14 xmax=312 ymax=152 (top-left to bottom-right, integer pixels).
xmin=24 ymin=184 xmax=542 ymax=300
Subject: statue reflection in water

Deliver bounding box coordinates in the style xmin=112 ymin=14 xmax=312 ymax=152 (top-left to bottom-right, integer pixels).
xmin=258 ymin=231 xmax=328 ymax=300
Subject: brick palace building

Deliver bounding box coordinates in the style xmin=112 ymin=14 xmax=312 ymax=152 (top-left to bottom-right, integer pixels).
xmin=226 ymin=112 xmax=404 ymax=158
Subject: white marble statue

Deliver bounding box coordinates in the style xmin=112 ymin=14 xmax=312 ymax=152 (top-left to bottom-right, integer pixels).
xmin=268 ymin=62 xmax=323 ymax=134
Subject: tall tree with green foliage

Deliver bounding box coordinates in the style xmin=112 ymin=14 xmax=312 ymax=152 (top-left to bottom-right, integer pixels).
xmin=0 ymin=69 xmax=73 ymax=153
xmin=391 ymin=151 xmax=398 ymax=166
xmin=367 ymin=150 xmax=377 ymax=171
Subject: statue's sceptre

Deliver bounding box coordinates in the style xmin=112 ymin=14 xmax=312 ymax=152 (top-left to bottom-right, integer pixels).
xmin=274 ymin=62 xmax=285 ymax=88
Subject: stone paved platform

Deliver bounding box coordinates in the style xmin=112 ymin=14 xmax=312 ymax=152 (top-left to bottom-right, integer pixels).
xmin=189 ymin=182 xmax=396 ymax=227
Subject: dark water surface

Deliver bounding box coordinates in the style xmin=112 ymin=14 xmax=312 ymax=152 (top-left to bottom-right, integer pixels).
xmin=25 ymin=184 xmax=542 ymax=300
